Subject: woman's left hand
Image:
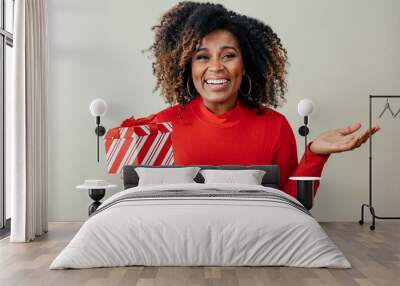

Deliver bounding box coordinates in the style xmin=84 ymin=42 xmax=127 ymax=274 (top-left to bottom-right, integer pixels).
xmin=309 ymin=122 xmax=381 ymax=155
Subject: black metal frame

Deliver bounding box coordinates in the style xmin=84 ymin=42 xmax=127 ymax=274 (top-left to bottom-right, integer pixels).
xmin=359 ymin=95 xmax=400 ymax=230
xmin=0 ymin=0 xmax=14 ymax=233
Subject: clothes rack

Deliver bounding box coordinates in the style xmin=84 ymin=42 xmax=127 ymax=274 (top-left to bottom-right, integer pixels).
xmin=359 ymin=95 xmax=400 ymax=230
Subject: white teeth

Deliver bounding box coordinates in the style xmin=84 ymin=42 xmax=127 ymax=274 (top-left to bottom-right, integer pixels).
xmin=206 ymin=79 xmax=228 ymax=84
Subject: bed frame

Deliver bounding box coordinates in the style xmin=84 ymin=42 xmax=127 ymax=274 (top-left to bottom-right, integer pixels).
xmin=123 ymin=165 xmax=280 ymax=190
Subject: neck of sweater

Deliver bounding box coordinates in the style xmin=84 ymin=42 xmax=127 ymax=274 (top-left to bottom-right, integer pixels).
xmin=190 ymin=96 xmax=249 ymax=128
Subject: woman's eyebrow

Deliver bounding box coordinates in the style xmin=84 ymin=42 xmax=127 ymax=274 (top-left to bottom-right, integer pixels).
xmin=196 ymin=46 xmax=238 ymax=52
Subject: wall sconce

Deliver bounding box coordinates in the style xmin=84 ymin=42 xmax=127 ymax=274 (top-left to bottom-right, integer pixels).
xmin=297 ymin=99 xmax=314 ymax=162
xmin=89 ymin=99 xmax=107 ymax=162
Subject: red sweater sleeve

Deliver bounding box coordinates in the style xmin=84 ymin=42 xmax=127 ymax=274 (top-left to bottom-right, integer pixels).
xmin=273 ymin=116 xmax=330 ymax=198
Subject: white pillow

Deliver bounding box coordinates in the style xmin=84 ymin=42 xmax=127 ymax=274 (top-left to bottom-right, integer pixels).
xmin=135 ymin=167 xmax=201 ymax=186
xmin=200 ymin=169 xmax=266 ymax=185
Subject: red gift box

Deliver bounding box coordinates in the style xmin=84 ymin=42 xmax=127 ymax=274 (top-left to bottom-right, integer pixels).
xmin=104 ymin=117 xmax=174 ymax=173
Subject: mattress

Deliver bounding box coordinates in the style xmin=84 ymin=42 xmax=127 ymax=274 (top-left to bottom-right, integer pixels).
xmin=50 ymin=183 xmax=351 ymax=269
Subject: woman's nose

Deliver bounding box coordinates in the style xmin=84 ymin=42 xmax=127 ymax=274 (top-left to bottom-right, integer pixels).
xmin=208 ymin=58 xmax=224 ymax=72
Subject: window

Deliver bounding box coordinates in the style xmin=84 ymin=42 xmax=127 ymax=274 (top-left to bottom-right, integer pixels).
xmin=0 ymin=0 xmax=14 ymax=235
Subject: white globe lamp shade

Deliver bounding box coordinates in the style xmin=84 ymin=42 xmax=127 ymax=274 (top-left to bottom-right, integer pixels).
xmin=89 ymin=99 xmax=108 ymax=117
xmin=297 ymin=99 xmax=314 ymax=117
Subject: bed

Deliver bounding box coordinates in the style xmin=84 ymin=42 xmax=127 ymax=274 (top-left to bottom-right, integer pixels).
xmin=50 ymin=165 xmax=351 ymax=269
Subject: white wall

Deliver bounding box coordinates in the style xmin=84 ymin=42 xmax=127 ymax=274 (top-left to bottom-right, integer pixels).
xmin=47 ymin=0 xmax=400 ymax=222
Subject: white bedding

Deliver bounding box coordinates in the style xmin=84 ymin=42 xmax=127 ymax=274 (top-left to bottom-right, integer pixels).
xmin=50 ymin=183 xmax=351 ymax=269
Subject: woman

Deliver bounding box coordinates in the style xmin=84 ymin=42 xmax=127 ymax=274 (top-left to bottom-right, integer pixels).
xmin=138 ymin=2 xmax=380 ymax=198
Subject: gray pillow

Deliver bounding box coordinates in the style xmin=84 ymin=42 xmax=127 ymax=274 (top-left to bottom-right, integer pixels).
xmin=200 ymin=169 xmax=266 ymax=185
xmin=135 ymin=167 xmax=201 ymax=186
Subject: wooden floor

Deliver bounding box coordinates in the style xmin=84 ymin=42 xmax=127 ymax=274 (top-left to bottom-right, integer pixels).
xmin=0 ymin=222 xmax=399 ymax=286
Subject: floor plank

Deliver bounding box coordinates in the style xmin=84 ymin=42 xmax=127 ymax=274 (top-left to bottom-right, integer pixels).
xmin=0 ymin=222 xmax=399 ymax=286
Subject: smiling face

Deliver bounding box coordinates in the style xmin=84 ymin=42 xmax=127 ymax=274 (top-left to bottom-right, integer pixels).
xmin=191 ymin=29 xmax=245 ymax=114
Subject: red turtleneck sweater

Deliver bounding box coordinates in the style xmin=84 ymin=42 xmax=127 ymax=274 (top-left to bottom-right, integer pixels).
xmin=144 ymin=96 xmax=329 ymax=198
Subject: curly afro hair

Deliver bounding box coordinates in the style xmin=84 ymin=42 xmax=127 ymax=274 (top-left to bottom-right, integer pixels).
xmin=148 ymin=1 xmax=289 ymax=112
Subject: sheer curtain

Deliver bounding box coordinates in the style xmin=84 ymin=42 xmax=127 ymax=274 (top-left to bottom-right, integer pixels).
xmin=9 ymin=0 xmax=48 ymax=242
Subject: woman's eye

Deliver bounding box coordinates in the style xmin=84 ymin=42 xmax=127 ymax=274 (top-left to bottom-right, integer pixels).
xmin=196 ymin=55 xmax=208 ymax=60
xmin=223 ymin=53 xmax=236 ymax=59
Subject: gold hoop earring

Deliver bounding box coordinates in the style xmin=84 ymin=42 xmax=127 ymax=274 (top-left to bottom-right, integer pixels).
xmin=186 ymin=79 xmax=196 ymax=98
xmin=240 ymin=74 xmax=252 ymax=96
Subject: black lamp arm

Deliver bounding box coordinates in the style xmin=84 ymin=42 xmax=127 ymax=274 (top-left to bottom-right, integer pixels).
xmin=94 ymin=116 xmax=106 ymax=162
xmin=298 ymin=116 xmax=309 ymax=162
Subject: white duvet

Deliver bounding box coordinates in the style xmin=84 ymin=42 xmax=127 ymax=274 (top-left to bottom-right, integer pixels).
xmin=50 ymin=183 xmax=351 ymax=269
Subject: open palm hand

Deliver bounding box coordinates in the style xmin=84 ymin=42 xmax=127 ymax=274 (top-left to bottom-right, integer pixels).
xmin=310 ymin=123 xmax=381 ymax=155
